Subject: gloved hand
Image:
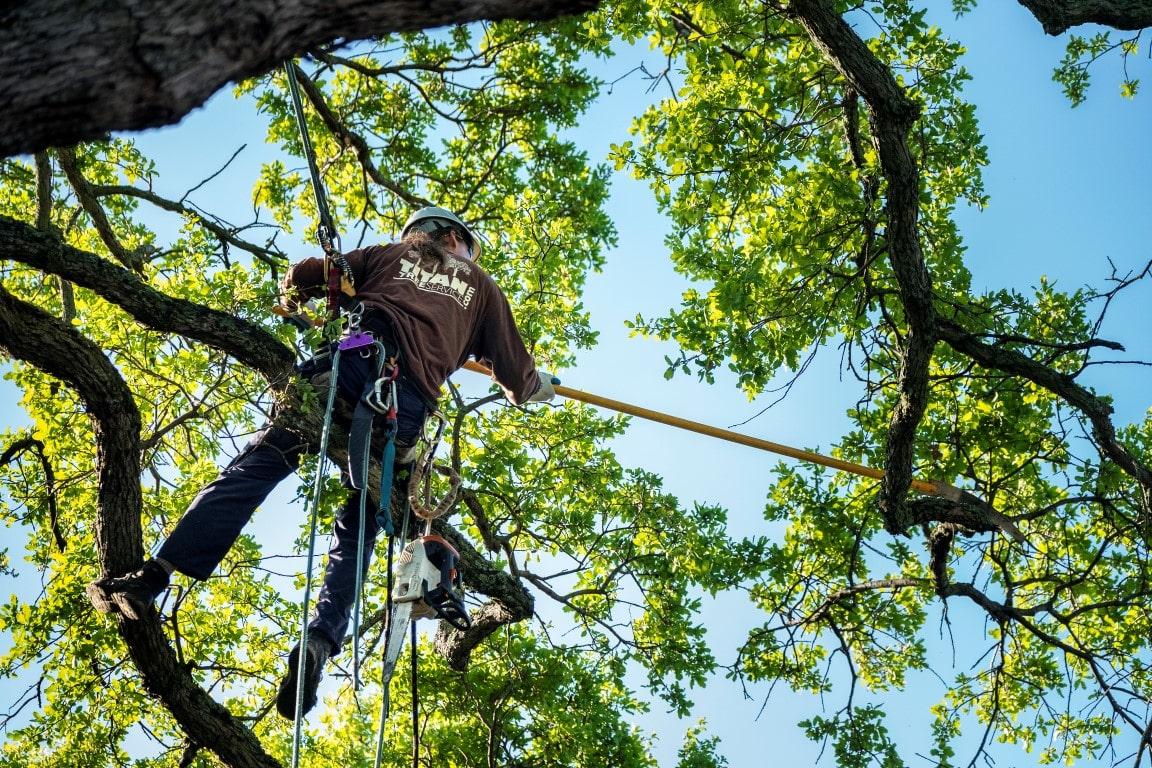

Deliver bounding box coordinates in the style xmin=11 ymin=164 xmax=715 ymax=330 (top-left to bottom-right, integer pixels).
xmin=525 ymin=370 xmax=556 ymax=403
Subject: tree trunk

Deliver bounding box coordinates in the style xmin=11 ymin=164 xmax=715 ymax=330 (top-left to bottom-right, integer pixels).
xmin=1016 ymin=0 xmax=1152 ymax=34
xmin=0 ymin=285 xmax=282 ymax=767
xmin=0 ymin=0 xmax=599 ymax=158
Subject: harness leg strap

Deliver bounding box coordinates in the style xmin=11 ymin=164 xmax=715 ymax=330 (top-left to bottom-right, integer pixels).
xmin=348 ymin=399 xmax=378 ymax=491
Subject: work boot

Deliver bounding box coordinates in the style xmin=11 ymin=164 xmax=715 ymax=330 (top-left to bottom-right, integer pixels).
xmin=85 ymin=560 xmax=169 ymax=620
xmin=276 ymin=632 xmax=332 ymax=719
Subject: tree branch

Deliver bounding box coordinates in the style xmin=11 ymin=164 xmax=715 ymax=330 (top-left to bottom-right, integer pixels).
xmin=787 ymin=0 xmax=934 ymax=535
xmin=938 ymin=316 xmax=1152 ymax=510
xmin=0 ymin=214 xmax=294 ymax=383
xmin=290 ymin=63 xmax=431 ymax=209
xmin=0 ymin=436 xmax=65 ymax=553
xmin=0 ymin=0 xmax=602 ymax=158
xmin=433 ymin=599 xmax=525 ymax=672
xmin=88 ymin=183 xmax=287 ymax=268
xmin=33 ymin=152 xmax=77 ymax=322
xmin=56 ymin=147 xmax=145 ymax=273
xmin=787 ymin=578 xmax=927 ymax=627
xmin=1015 ymin=0 xmax=1152 ymax=35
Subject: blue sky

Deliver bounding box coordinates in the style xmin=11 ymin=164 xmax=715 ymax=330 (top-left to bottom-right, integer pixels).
xmin=2 ymin=2 xmax=1151 ymax=766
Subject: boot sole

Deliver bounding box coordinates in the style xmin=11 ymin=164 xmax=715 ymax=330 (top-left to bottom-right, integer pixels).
xmin=85 ymin=581 xmax=154 ymax=620
xmin=111 ymin=591 xmax=151 ymax=620
xmin=276 ymin=645 xmax=321 ymax=720
xmin=85 ymin=582 xmax=120 ymax=615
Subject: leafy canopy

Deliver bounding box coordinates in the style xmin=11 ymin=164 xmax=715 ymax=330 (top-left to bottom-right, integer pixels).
xmin=1 ymin=2 xmax=1151 ymax=768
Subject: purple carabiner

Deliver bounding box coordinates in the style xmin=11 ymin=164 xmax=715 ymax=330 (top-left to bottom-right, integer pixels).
xmin=338 ymin=331 xmax=375 ymax=351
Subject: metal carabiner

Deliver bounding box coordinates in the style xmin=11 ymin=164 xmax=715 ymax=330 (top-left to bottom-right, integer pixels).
xmin=345 ymin=301 xmax=364 ymax=334
xmin=365 ymin=364 xmax=399 ymax=416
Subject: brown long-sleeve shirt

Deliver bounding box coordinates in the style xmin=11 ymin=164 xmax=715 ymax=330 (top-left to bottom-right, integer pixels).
xmin=284 ymin=243 xmax=539 ymax=404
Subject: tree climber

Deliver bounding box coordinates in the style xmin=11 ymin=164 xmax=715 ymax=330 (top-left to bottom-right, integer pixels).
xmin=86 ymin=206 xmax=555 ymax=718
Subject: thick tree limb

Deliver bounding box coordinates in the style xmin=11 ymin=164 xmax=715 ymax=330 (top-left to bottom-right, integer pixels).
xmin=0 ymin=0 xmax=600 ymax=158
xmin=938 ymin=317 xmax=1152 ymax=510
xmin=1016 ymin=0 xmax=1152 ymax=35
xmin=0 ymin=285 xmax=280 ymax=768
xmin=0 ymin=215 xmax=294 ymax=383
xmin=788 ymin=0 xmax=935 ymax=535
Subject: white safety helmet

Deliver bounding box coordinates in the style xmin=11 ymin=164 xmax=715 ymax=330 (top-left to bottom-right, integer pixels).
xmin=401 ymin=206 xmax=479 ymax=258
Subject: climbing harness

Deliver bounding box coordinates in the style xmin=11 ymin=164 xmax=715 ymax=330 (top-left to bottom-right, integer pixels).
xmin=279 ymin=59 xmax=483 ymax=768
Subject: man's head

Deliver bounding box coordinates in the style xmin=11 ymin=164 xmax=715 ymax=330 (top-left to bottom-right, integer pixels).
xmin=401 ymin=206 xmax=479 ymax=261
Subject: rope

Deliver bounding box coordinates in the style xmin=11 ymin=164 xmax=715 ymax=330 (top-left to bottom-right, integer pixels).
xmin=407 ymin=459 xmax=461 ymax=521
xmin=372 ymin=532 xmax=395 ymax=768
xmin=283 ymin=60 xmax=352 ymax=319
xmin=461 ymin=360 xmax=941 ymax=496
xmin=290 ymin=348 xmax=343 ymax=768
xmin=403 ymin=412 xmax=458 ymax=521
xmin=282 ymin=57 xmax=354 ymax=768
xmin=372 ymin=493 xmax=412 ymax=768
xmin=284 ymin=61 xmax=338 ymax=257
xmin=375 ymin=424 xmax=398 ymax=536
xmin=410 ymin=621 xmax=419 ymax=768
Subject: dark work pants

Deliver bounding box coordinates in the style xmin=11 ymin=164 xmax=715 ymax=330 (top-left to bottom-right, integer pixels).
xmin=157 ymin=350 xmax=428 ymax=656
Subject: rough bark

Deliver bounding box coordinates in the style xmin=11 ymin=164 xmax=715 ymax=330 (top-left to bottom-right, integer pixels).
xmin=434 ymin=599 xmax=529 ymax=671
xmin=0 ymin=215 xmax=295 ymax=383
xmin=1016 ymin=0 xmax=1152 ymax=34
xmin=0 ymin=0 xmax=600 ymax=158
xmin=0 ymin=286 xmax=280 ymax=768
xmin=788 ymin=0 xmax=935 ymax=535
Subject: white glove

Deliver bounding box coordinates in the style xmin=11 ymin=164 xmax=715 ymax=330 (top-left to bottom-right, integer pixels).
xmin=525 ymin=370 xmax=556 ymax=403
